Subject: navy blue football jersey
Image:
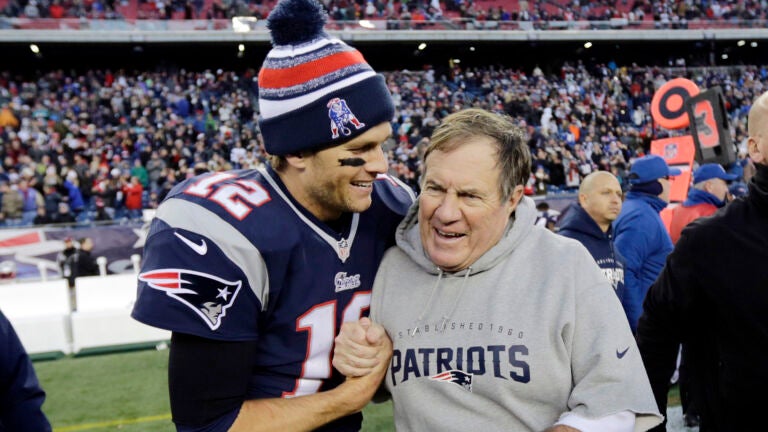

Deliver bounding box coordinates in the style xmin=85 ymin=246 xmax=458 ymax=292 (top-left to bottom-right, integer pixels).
xmin=131 ymin=165 xmax=414 ymax=431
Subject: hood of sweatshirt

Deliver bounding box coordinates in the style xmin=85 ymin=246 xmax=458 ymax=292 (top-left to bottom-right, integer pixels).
xmin=394 ymin=195 xmax=538 ymax=333
xmin=556 ymin=202 xmax=611 ymax=241
xmin=395 ymin=195 xmax=538 ymax=276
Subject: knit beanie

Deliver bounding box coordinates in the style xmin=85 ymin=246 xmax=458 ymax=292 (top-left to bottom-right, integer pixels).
xmin=257 ymin=0 xmax=395 ymax=156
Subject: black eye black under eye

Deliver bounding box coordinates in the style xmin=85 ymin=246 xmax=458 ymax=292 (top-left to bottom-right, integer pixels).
xmin=338 ymin=158 xmax=366 ymax=167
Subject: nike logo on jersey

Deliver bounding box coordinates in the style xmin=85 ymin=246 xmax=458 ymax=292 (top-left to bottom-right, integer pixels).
xmin=175 ymin=231 xmax=207 ymax=255
xmin=616 ymin=346 xmax=630 ymax=359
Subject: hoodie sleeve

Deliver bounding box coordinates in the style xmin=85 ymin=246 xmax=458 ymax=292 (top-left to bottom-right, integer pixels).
xmin=564 ymin=252 xmax=663 ymax=431
xmin=614 ymin=210 xmax=651 ymax=333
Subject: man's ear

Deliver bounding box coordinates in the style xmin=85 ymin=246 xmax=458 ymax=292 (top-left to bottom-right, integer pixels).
xmin=285 ymin=153 xmax=308 ymax=170
xmin=577 ymin=192 xmax=588 ymax=208
xmin=748 ymin=136 xmax=766 ymax=164
xmin=507 ymin=185 xmax=525 ymax=214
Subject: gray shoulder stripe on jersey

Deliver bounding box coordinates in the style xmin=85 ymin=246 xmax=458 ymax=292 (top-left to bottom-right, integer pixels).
xmin=258 ymin=166 xmax=359 ymax=263
xmin=387 ymin=174 xmax=417 ymax=203
xmin=155 ymin=198 xmax=270 ymax=311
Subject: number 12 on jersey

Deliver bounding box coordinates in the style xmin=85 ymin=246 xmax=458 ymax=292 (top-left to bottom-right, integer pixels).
xmin=283 ymin=292 xmax=371 ymax=398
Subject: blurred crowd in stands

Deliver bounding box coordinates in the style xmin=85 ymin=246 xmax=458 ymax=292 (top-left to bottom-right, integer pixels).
xmin=0 ymin=60 xmax=760 ymax=227
xmin=0 ymin=0 xmax=766 ymax=27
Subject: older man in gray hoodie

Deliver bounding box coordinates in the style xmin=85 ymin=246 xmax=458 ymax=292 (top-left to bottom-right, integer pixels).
xmin=335 ymin=108 xmax=662 ymax=432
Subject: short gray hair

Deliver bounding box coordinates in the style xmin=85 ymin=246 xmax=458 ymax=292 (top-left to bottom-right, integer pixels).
xmin=423 ymin=108 xmax=531 ymax=200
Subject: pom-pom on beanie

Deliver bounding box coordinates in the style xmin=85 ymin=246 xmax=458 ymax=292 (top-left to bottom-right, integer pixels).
xmin=257 ymin=0 xmax=395 ymax=156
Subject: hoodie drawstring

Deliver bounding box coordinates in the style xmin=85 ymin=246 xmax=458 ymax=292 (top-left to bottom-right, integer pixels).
xmin=410 ymin=267 xmax=472 ymax=336
xmin=411 ymin=268 xmax=443 ymax=336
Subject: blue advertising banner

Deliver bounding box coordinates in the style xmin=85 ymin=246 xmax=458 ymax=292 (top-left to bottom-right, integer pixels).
xmin=0 ymin=223 xmax=147 ymax=280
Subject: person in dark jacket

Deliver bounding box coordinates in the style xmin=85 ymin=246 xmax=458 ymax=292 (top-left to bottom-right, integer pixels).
xmin=558 ymin=171 xmax=627 ymax=319
xmin=56 ymin=236 xmax=77 ymax=288
xmin=666 ymin=162 xmax=737 ymax=427
xmin=0 ymin=309 xmax=52 ymax=431
xmin=74 ymin=237 xmax=99 ymax=278
xmin=637 ymin=89 xmax=768 ymax=432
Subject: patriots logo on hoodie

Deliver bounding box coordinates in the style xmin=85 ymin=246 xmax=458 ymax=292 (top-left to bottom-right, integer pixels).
xmin=139 ymin=269 xmax=242 ymax=330
xmin=430 ymin=369 xmax=473 ymax=392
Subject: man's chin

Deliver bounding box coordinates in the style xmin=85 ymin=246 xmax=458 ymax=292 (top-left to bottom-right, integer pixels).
xmin=345 ymin=197 xmax=373 ymax=214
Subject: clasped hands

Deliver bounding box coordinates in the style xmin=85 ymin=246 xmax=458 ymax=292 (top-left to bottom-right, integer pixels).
xmin=333 ymin=317 xmax=392 ymax=378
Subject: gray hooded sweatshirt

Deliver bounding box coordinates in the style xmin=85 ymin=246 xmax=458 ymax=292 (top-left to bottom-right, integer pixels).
xmin=370 ymin=196 xmax=663 ymax=431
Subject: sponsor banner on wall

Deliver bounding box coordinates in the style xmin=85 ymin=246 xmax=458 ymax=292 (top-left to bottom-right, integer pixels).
xmin=0 ymin=223 xmax=147 ymax=281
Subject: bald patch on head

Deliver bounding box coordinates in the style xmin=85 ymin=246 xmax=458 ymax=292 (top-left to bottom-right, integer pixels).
xmin=748 ymin=91 xmax=768 ymax=136
xmin=748 ymin=90 xmax=768 ymax=165
xmin=579 ymin=171 xmax=618 ymax=196
xmin=578 ymin=170 xmax=623 ymax=231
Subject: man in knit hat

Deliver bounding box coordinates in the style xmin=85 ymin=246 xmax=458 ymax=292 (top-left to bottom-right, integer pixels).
xmin=614 ymin=154 xmax=681 ymax=334
xmin=131 ymin=0 xmax=415 ymax=430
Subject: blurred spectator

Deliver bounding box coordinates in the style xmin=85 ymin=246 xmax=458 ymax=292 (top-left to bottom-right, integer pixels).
xmin=54 ymin=202 xmax=76 ymax=225
xmin=121 ymin=175 xmax=144 ymax=220
xmin=42 ymin=183 xmax=63 ymax=221
xmin=91 ymin=169 xmax=120 ymax=215
xmin=614 ymin=155 xmax=681 ymax=334
xmin=93 ymin=197 xmax=113 ymax=222
xmin=534 ymin=201 xmax=559 ymax=231
xmin=130 ymin=158 xmax=149 ymax=189
xmin=74 ymin=237 xmax=99 ymax=278
xmin=145 ymin=151 xmax=166 ymax=193
xmin=17 ymin=178 xmax=43 ymax=226
xmin=669 ymin=163 xmax=737 ymax=244
xmin=62 ymin=172 xmax=85 ymax=216
xmin=32 ymin=207 xmax=53 ymax=225
xmin=0 ymin=181 xmax=22 ymax=227
xmin=56 ymin=237 xmax=77 ymax=288
xmin=0 ymin=104 xmax=18 ymax=129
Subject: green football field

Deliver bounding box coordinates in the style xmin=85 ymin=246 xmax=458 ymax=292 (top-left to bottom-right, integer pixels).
xmin=34 ymin=348 xmax=393 ymax=432
xmin=34 ymin=348 xmax=679 ymax=431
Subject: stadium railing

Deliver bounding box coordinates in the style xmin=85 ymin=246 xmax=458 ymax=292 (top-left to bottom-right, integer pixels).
xmin=0 ymin=17 xmax=765 ymax=38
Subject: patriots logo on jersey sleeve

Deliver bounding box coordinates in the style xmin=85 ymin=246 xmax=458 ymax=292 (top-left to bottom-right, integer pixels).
xmin=430 ymin=369 xmax=473 ymax=392
xmin=138 ymin=269 xmax=242 ymax=330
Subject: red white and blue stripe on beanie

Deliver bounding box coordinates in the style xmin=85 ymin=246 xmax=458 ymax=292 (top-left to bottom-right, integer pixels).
xmin=257 ymin=0 xmax=394 ymax=156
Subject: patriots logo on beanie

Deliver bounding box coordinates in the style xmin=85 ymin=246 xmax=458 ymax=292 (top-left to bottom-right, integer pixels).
xmin=257 ymin=0 xmax=394 ymax=156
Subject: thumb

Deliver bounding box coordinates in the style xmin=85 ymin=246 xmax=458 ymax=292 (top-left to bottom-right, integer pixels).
xmin=365 ymin=321 xmax=387 ymax=346
xmin=359 ymin=316 xmax=372 ymax=330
